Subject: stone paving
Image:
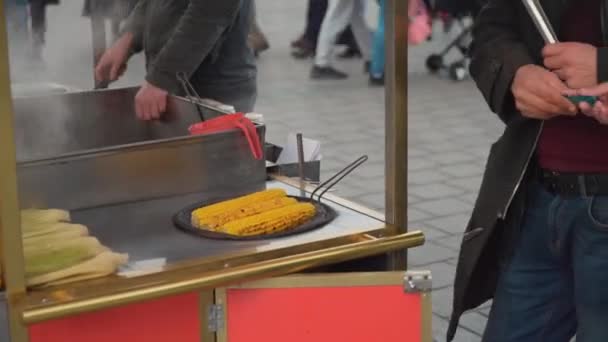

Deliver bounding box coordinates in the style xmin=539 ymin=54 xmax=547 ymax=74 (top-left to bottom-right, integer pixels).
xmin=15 ymin=1 xmax=507 ymax=341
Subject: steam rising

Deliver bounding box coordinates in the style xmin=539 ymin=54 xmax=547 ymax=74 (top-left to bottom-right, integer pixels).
xmin=4 ymin=2 xmax=107 ymax=89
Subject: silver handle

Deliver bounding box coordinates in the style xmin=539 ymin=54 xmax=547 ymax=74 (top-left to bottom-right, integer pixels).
xmin=522 ymin=0 xmax=558 ymax=44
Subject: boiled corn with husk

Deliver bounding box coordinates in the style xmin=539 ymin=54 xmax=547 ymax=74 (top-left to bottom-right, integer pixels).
xmin=22 ymin=222 xmax=89 ymax=239
xmin=25 ymin=237 xmax=108 ymax=277
xmin=193 ymin=197 xmax=297 ymax=229
xmin=27 ymin=251 xmax=129 ymax=288
xmin=22 ymin=224 xmax=89 ymax=246
xmin=24 ymin=236 xmax=105 ymax=259
xmin=21 ymin=209 xmax=70 ymax=226
xmin=14 ymin=209 xmax=129 ymax=288
xmin=192 ymin=189 xmax=287 ymax=219
xmin=221 ymin=203 xmax=316 ymax=236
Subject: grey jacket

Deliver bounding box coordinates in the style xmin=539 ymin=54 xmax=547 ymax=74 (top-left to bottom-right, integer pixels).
xmin=124 ymin=0 xmax=257 ymax=109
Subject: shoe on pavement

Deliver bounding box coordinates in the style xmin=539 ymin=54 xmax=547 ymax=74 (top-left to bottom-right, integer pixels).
xmin=310 ymin=65 xmax=349 ymax=80
xmin=338 ymin=47 xmax=362 ymax=59
xmin=291 ymin=47 xmax=315 ymax=59
xmin=369 ymin=74 xmax=385 ymax=86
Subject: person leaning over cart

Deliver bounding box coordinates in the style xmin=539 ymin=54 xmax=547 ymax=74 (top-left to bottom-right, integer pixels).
xmin=448 ymin=0 xmax=608 ymax=341
xmin=95 ymin=0 xmax=257 ymax=120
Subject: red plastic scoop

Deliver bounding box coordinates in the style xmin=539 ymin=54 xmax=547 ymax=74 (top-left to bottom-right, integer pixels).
xmin=188 ymin=113 xmax=263 ymax=160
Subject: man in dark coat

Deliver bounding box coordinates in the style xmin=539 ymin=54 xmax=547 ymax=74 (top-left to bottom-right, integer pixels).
xmin=95 ymin=0 xmax=257 ymax=119
xmin=449 ymin=0 xmax=608 ymax=341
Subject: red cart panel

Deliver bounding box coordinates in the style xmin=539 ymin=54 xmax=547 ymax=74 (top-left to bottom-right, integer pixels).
xmin=29 ymin=292 xmax=201 ymax=342
xmin=217 ymin=272 xmax=431 ymax=342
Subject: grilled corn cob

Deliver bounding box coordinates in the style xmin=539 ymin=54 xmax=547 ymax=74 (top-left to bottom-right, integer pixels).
xmin=221 ymin=203 xmax=316 ymax=236
xmin=192 ymin=189 xmax=287 ymax=219
xmin=193 ymin=197 xmax=297 ymax=229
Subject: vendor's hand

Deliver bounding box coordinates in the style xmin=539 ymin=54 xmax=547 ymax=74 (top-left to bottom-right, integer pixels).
xmin=95 ymin=33 xmax=133 ymax=83
xmin=135 ymin=81 xmax=168 ymax=121
xmin=564 ymin=84 xmax=608 ymax=124
xmin=512 ymin=64 xmax=577 ymax=119
xmin=543 ymin=42 xmax=597 ymax=88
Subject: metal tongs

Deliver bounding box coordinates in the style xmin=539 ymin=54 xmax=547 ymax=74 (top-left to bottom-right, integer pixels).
xmin=522 ymin=0 xmax=558 ymax=44
xmin=177 ymin=72 xmax=207 ymax=122
xmin=309 ymin=155 xmax=369 ymax=203
xmin=177 ymin=73 xmax=262 ymax=160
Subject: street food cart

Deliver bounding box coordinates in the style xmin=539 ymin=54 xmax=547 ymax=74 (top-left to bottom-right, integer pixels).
xmin=0 ymin=1 xmax=427 ymax=341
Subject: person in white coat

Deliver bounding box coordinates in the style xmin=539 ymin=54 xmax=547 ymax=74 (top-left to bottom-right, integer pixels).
xmin=310 ymin=0 xmax=372 ymax=80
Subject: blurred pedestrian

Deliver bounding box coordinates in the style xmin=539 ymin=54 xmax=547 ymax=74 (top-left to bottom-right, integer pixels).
xmin=82 ymin=0 xmax=139 ymax=41
xmin=291 ymin=0 xmax=361 ymax=59
xmin=248 ymin=1 xmax=270 ymax=57
xmin=311 ymin=0 xmax=371 ymax=80
xmin=5 ymin=0 xmax=29 ymax=45
xmin=28 ymin=0 xmax=59 ymax=61
xmin=369 ymin=0 xmax=385 ymax=86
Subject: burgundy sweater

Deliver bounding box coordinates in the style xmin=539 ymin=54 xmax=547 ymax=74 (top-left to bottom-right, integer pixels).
xmin=536 ymin=0 xmax=608 ymax=173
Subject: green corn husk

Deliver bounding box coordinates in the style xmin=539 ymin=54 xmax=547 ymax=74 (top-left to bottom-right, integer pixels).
xmin=21 ymin=209 xmax=70 ymax=226
xmin=22 ymin=224 xmax=89 ymax=246
xmin=24 ymin=237 xmax=107 ymax=277
xmin=22 ymin=222 xmax=88 ymax=239
xmin=24 ymin=236 xmax=102 ymax=257
xmin=27 ymin=251 xmax=129 ymax=288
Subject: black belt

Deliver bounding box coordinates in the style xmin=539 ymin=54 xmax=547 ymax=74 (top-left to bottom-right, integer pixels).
xmin=538 ymin=169 xmax=608 ymax=196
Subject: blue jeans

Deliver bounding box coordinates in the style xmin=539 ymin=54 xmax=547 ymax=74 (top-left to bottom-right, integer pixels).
xmin=483 ymin=182 xmax=608 ymax=342
xmin=371 ymin=0 xmax=385 ymax=78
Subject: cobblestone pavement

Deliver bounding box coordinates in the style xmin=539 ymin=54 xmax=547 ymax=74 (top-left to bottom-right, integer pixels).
xmin=20 ymin=1 xmax=504 ymax=340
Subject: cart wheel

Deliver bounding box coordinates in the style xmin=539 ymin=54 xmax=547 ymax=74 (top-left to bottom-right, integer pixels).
xmin=426 ymin=54 xmax=443 ymax=73
xmin=449 ymin=62 xmax=467 ymax=81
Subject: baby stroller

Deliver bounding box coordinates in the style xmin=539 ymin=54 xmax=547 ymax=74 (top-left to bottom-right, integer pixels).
xmin=424 ymin=0 xmax=482 ymax=81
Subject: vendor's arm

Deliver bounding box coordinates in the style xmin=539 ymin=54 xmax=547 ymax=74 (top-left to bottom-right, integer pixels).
xmin=121 ymin=0 xmax=147 ymax=55
xmin=95 ymin=1 xmax=148 ymax=83
xmin=470 ymin=0 xmax=575 ymax=122
xmin=144 ymin=0 xmax=242 ymax=94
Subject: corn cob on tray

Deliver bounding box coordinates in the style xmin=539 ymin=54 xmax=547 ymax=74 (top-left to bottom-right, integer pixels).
xmin=173 ymin=189 xmax=338 ymax=240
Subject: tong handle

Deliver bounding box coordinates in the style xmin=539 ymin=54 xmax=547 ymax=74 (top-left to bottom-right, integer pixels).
xmin=177 ymin=72 xmax=206 ymax=121
xmin=311 ymin=155 xmax=369 ymax=202
xmin=522 ymin=0 xmax=558 ymax=44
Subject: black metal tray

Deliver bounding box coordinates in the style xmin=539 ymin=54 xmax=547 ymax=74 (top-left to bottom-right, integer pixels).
xmin=174 ymin=155 xmax=369 ymax=241
xmin=173 ymin=196 xmax=338 ymax=241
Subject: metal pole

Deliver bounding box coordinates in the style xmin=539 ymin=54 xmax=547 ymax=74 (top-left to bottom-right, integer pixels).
xmin=0 ymin=0 xmax=29 ymax=340
xmin=385 ymin=0 xmax=409 ymax=270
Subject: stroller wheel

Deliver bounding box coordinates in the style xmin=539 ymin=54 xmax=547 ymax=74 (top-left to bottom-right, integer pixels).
xmin=426 ymin=54 xmax=443 ymax=73
xmin=449 ymin=62 xmax=467 ymax=81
